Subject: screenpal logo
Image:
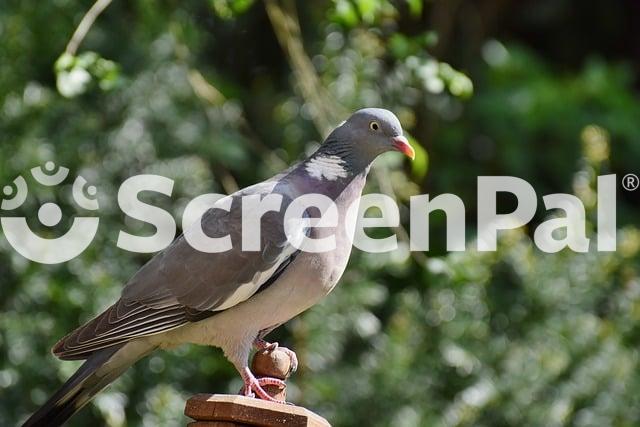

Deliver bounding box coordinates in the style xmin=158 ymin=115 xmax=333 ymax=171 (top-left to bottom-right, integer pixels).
xmin=0 ymin=162 xmax=625 ymax=264
xmin=1 ymin=162 xmax=99 ymax=264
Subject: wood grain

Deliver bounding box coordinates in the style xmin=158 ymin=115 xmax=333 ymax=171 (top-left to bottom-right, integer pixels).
xmin=184 ymin=394 xmax=330 ymax=427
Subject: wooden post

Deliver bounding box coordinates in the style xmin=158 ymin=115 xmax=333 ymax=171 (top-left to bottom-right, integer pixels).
xmin=184 ymin=348 xmax=330 ymax=427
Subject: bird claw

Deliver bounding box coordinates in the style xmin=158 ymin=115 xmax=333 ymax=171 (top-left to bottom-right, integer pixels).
xmin=240 ymin=367 xmax=286 ymax=403
xmin=253 ymin=339 xmax=298 ymax=374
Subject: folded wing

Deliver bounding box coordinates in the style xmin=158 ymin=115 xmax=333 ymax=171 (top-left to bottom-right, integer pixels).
xmin=54 ymin=184 xmax=300 ymax=360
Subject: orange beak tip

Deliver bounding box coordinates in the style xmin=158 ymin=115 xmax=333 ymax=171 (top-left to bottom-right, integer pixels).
xmin=392 ymin=136 xmax=415 ymax=160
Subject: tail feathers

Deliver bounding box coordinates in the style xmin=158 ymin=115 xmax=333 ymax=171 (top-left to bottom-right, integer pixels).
xmin=23 ymin=341 xmax=153 ymax=427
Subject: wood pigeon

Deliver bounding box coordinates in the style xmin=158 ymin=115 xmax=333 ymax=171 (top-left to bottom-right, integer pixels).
xmin=23 ymin=108 xmax=415 ymax=426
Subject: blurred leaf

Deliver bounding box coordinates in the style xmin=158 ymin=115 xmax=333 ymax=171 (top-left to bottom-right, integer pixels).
xmin=406 ymin=0 xmax=422 ymax=17
xmin=410 ymin=136 xmax=428 ymax=180
xmin=210 ymin=0 xmax=255 ymax=19
xmin=332 ymin=0 xmax=359 ymax=27
xmin=53 ymin=52 xmax=122 ymax=98
xmin=56 ymin=67 xmax=92 ymax=98
xmin=389 ymin=33 xmax=412 ymax=59
xmin=355 ymin=0 xmax=379 ymax=23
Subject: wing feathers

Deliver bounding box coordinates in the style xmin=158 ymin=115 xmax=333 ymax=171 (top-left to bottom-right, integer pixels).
xmin=54 ymin=249 xmax=299 ymax=361
xmin=54 ymin=185 xmax=302 ymax=361
xmin=53 ymin=300 xmax=200 ymax=360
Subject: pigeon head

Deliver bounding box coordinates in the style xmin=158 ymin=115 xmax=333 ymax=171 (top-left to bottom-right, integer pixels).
xmin=311 ymin=108 xmax=414 ymax=179
xmin=340 ymin=108 xmax=414 ymax=159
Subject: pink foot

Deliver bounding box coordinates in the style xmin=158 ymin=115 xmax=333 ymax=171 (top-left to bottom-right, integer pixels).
xmin=253 ymin=339 xmax=298 ymax=373
xmin=240 ymin=367 xmax=287 ymax=403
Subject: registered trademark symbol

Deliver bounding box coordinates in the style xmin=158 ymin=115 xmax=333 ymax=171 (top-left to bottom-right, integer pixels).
xmin=622 ymin=173 xmax=639 ymax=191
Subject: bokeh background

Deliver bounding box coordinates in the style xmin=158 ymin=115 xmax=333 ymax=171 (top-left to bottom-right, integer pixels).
xmin=1 ymin=0 xmax=640 ymax=425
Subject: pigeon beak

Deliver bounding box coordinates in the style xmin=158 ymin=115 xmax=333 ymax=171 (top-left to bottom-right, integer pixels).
xmin=391 ymin=135 xmax=415 ymax=160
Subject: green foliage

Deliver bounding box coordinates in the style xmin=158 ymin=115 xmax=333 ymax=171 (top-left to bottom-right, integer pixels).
xmin=210 ymin=0 xmax=255 ymax=20
xmin=55 ymin=52 xmax=123 ymax=98
xmin=1 ymin=1 xmax=639 ymax=426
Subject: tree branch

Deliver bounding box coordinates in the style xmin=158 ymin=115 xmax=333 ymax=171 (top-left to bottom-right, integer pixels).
xmin=264 ymin=0 xmax=345 ymax=136
xmin=65 ymin=0 xmax=113 ymax=55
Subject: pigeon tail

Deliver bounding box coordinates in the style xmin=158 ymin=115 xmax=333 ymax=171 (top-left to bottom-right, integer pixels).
xmin=22 ymin=341 xmax=153 ymax=427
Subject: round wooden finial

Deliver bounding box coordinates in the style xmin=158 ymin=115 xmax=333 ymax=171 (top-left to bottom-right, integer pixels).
xmin=251 ymin=347 xmax=293 ymax=380
xmin=250 ymin=348 xmax=292 ymax=401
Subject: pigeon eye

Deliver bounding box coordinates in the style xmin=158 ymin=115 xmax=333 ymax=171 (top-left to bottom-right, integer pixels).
xmin=369 ymin=121 xmax=380 ymax=131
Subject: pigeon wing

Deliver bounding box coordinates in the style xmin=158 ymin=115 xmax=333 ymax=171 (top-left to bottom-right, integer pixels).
xmin=54 ymin=184 xmax=300 ymax=360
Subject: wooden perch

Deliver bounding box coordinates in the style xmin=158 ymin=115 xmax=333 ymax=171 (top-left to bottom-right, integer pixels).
xmin=185 ymin=348 xmax=330 ymax=426
xmin=185 ymin=394 xmax=330 ymax=427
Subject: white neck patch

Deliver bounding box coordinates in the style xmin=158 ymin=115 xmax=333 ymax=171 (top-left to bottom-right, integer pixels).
xmin=305 ymin=155 xmax=348 ymax=181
